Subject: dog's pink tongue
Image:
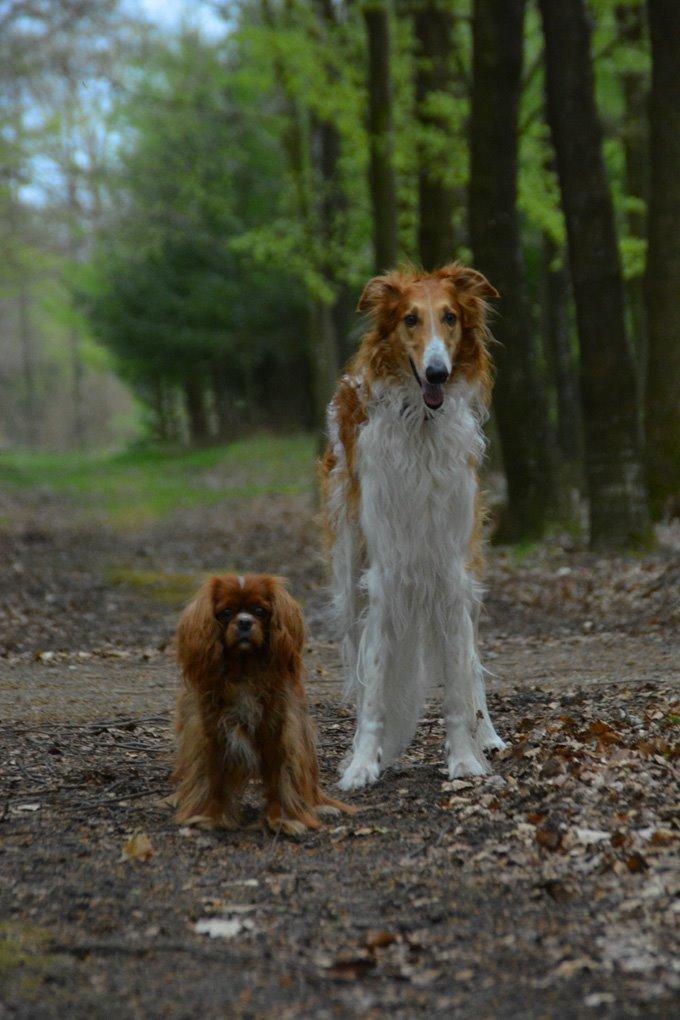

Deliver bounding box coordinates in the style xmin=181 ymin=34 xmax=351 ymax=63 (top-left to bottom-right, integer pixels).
xmin=422 ymin=382 xmax=444 ymax=409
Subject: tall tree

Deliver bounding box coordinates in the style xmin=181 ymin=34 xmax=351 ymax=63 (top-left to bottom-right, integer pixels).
xmin=260 ymin=0 xmax=339 ymax=426
xmin=540 ymin=234 xmax=581 ymax=467
xmin=645 ymin=0 xmax=680 ymax=517
xmin=469 ymin=0 xmax=557 ymax=541
xmin=617 ymin=3 xmax=648 ymax=394
xmin=364 ymin=1 xmax=398 ymax=270
xmin=409 ymin=0 xmax=458 ymax=268
xmin=540 ymin=0 xmax=650 ymax=548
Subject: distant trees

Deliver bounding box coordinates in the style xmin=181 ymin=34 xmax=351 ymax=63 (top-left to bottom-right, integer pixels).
xmin=86 ymin=34 xmax=310 ymax=444
xmin=645 ymin=0 xmax=680 ymax=517
xmin=3 ymin=0 xmax=673 ymax=547
xmin=540 ymin=0 xmax=650 ymax=548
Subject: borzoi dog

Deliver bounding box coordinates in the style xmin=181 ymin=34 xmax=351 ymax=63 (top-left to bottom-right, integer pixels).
xmin=321 ymin=262 xmax=506 ymax=791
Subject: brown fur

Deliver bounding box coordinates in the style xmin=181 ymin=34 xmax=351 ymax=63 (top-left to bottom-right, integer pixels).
xmin=320 ymin=262 xmax=498 ymax=569
xmin=172 ymin=573 xmax=354 ymax=835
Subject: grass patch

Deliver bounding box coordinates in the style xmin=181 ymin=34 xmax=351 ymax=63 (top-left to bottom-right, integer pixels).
xmin=106 ymin=566 xmax=202 ymax=605
xmin=0 ymin=433 xmax=316 ymax=528
xmin=0 ymin=922 xmax=65 ymax=996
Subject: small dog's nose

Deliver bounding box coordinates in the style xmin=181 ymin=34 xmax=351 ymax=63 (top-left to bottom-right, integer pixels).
xmin=237 ymin=616 xmax=252 ymax=633
xmin=425 ymin=360 xmax=449 ymax=384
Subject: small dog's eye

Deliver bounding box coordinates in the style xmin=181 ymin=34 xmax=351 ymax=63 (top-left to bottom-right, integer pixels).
xmin=404 ymin=312 xmax=418 ymax=328
xmin=252 ymin=606 xmax=267 ymax=619
xmin=443 ymin=310 xmax=457 ymax=326
xmin=216 ymin=608 xmax=233 ymax=624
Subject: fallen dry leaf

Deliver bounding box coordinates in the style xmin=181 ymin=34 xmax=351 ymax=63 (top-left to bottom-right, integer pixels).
xmin=121 ymin=831 xmax=154 ymax=862
xmin=366 ymin=930 xmax=399 ymax=950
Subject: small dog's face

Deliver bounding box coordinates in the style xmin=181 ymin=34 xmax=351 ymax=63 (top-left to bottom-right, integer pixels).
xmin=212 ymin=575 xmax=273 ymax=656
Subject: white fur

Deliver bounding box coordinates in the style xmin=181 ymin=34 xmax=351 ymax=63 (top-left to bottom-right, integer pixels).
xmin=326 ymin=373 xmax=504 ymax=790
xmin=423 ymin=337 xmax=451 ymax=375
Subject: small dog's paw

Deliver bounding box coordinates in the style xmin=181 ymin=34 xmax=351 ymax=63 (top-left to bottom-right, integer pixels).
xmin=179 ymin=811 xmax=240 ymax=831
xmin=339 ymin=757 xmax=381 ymax=791
xmin=316 ymin=803 xmax=342 ymax=817
xmin=447 ymin=754 xmax=489 ymax=779
xmin=267 ymin=816 xmax=307 ymax=838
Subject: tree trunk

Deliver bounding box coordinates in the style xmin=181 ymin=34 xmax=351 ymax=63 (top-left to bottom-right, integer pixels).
xmin=64 ymin=86 xmax=86 ymax=452
xmin=364 ymin=2 xmax=398 ymax=270
xmin=617 ymin=3 xmax=649 ymax=402
xmin=411 ymin=0 xmax=458 ymax=269
xmin=183 ymin=376 xmax=210 ymax=445
xmin=540 ymin=0 xmax=650 ymax=548
xmin=261 ymin=0 xmax=340 ymax=430
xmin=645 ymin=0 xmax=680 ymax=517
xmin=17 ymin=283 xmax=38 ymax=449
xmin=540 ymin=234 xmax=581 ymax=466
xmin=211 ymin=364 xmax=238 ymax=443
xmin=469 ymin=0 xmax=558 ymax=542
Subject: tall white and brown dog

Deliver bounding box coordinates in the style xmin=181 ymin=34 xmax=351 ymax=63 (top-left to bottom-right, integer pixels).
xmin=321 ymin=262 xmax=506 ymax=791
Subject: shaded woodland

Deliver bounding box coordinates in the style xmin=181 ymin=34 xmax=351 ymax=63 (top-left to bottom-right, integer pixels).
xmin=1 ymin=0 xmax=678 ymax=546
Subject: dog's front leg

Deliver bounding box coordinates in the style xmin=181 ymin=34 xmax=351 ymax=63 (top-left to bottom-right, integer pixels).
xmin=339 ymin=594 xmax=388 ymax=791
xmin=440 ymin=598 xmax=490 ymax=779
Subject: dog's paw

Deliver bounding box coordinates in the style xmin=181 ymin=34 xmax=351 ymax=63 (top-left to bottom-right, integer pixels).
xmin=316 ymin=803 xmax=342 ymax=817
xmin=267 ymin=816 xmax=307 ymax=838
xmin=180 ymin=812 xmax=240 ymax=831
xmin=447 ymin=754 xmax=490 ymax=779
xmin=478 ymin=724 xmax=507 ymax=752
xmin=339 ymin=757 xmax=381 ymax=791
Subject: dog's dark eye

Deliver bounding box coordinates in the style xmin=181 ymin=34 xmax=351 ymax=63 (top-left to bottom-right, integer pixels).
xmin=252 ymin=606 xmax=267 ymax=619
xmin=404 ymin=312 xmax=418 ymax=328
xmin=216 ymin=608 xmax=233 ymax=624
xmin=443 ymin=310 xmax=457 ymax=326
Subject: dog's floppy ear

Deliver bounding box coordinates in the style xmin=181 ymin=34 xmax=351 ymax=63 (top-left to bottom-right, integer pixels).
xmin=269 ymin=577 xmax=304 ymax=674
xmin=437 ymin=262 xmax=499 ymax=300
xmin=357 ymin=273 xmax=404 ymax=315
xmin=176 ymin=578 xmax=223 ymax=689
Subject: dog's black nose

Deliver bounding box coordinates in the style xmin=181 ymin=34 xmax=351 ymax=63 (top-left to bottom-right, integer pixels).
xmin=425 ymin=360 xmax=449 ymax=384
xmin=237 ymin=616 xmax=252 ymax=633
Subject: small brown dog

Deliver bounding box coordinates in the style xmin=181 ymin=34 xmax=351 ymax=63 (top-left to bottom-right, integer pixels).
xmin=173 ymin=573 xmax=354 ymax=835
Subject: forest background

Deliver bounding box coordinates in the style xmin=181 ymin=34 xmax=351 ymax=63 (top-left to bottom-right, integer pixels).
xmin=1 ymin=0 xmax=678 ymax=548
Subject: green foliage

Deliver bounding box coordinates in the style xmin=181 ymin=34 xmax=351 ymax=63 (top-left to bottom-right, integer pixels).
xmin=1 ymin=0 xmax=654 ymax=453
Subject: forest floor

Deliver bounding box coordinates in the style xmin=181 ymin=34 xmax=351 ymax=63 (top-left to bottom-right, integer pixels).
xmin=0 ymin=440 xmax=678 ymax=1019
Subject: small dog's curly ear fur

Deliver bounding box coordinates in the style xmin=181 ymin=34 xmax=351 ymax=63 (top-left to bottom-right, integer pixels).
xmin=176 ymin=579 xmax=222 ymax=689
xmin=269 ymin=578 xmax=304 ymax=674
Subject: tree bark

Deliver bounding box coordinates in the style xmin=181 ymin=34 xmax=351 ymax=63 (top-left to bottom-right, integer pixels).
xmin=645 ymin=0 xmax=680 ymax=517
xmin=469 ymin=0 xmax=558 ymax=541
xmin=183 ymin=376 xmax=210 ymax=445
xmin=540 ymin=234 xmax=581 ymax=467
xmin=411 ymin=0 xmax=458 ymax=269
xmin=17 ymin=282 xmax=38 ymax=449
xmin=617 ymin=3 xmax=648 ymax=401
xmin=261 ymin=0 xmax=340 ymax=430
xmin=540 ymin=0 xmax=650 ymax=548
xmin=364 ymin=2 xmax=398 ymax=271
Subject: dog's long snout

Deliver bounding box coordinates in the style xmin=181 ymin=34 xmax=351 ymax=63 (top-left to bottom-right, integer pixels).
xmin=425 ymin=359 xmax=449 ymax=384
xmin=236 ymin=614 xmax=253 ymax=633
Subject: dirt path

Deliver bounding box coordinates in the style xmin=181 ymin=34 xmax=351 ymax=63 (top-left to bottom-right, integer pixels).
xmin=1 ymin=492 xmax=678 ymax=1018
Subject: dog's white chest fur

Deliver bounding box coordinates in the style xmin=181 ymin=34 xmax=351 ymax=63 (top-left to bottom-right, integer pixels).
xmin=327 ymin=375 xmax=505 ymax=790
xmin=356 ymin=381 xmax=484 ymax=578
